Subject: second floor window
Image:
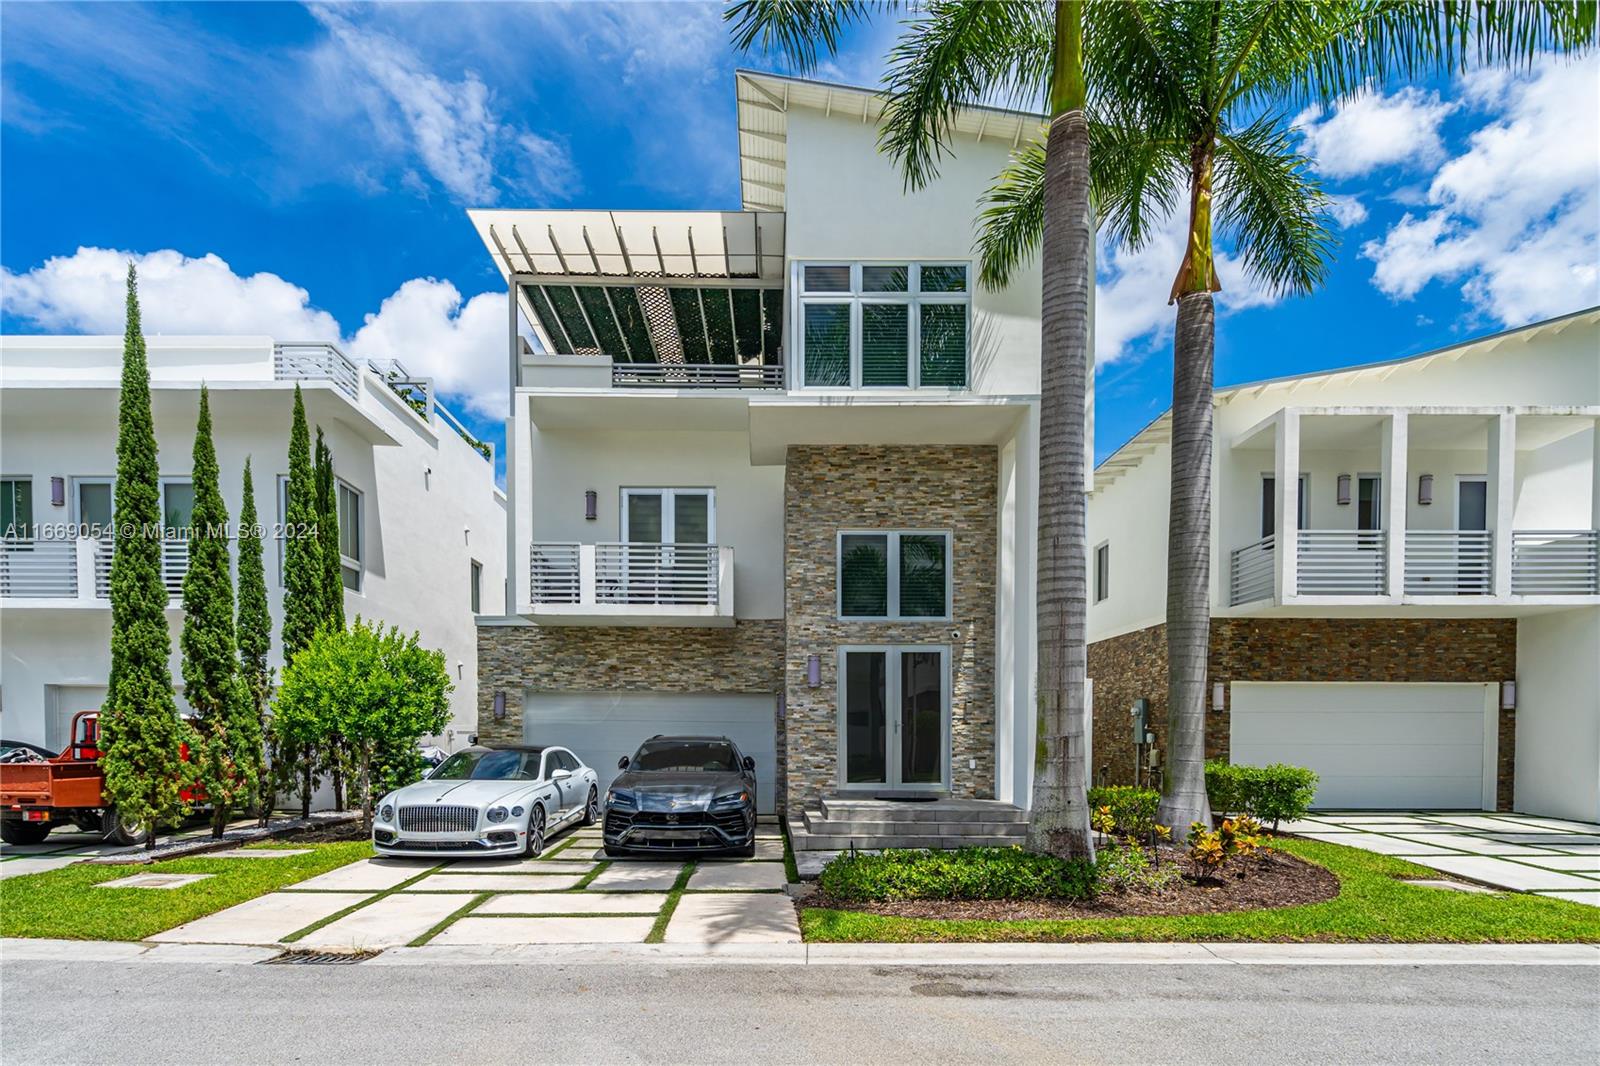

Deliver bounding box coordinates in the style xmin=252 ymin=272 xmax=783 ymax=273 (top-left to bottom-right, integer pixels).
xmin=838 ymin=531 xmax=951 ymax=620
xmin=622 ymin=488 xmax=714 ymax=545
xmin=799 ymin=263 xmax=969 ymax=390
xmin=470 ymin=559 xmax=483 ymax=613
xmin=2 ymin=478 xmax=32 ymax=539
xmin=1094 ymin=542 xmax=1110 ymax=603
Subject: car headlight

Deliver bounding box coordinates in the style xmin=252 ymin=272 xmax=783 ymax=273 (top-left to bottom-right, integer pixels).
xmin=607 ymin=789 xmax=636 ymax=808
xmin=711 ymin=791 xmax=749 ymax=808
xmin=379 ymin=803 xmax=394 ymax=823
xmin=486 ymin=806 xmax=509 ymax=823
xmin=512 ymin=806 xmax=524 ymax=818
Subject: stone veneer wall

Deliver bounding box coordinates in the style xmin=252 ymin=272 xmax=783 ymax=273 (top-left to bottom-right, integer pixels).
xmin=1087 ymin=618 xmax=1518 ymax=810
xmin=477 ymin=620 xmax=787 ymax=799
xmin=784 ymin=445 xmax=998 ymax=814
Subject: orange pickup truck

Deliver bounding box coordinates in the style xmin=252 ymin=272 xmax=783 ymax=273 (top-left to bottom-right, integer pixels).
xmin=0 ymin=712 xmax=149 ymax=846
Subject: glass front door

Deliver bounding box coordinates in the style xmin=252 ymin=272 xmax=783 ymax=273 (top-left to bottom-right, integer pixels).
xmin=839 ymin=646 xmax=948 ymax=790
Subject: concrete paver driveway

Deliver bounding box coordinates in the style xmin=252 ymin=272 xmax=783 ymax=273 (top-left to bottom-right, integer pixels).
xmin=1283 ymin=811 xmax=1600 ymax=905
xmin=152 ymin=824 xmax=800 ymax=949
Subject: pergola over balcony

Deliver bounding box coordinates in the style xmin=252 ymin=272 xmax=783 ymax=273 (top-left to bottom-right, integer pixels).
xmin=469 ymin=209 xmax=787 ymax=389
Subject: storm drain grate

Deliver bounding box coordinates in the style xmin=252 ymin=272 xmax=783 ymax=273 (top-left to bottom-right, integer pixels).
xmin=259 ymin=949 xmax=378 ymax=966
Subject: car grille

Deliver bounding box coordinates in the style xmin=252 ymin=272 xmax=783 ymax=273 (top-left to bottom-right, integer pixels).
xmin=710 ymin=809 xmax=749 ymax=835
xmin=397 ymin=805 xmax=478 ymax=833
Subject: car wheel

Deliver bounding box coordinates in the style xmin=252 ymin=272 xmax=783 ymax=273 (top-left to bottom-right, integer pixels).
xmin=102 ymin=807 xmax=150 ymax=848
xmin=581 ymin=787 xmax=600 ymax=827
xmin=0 ymin=819 xmax=50 ymax=846
xmin=524 ymin=806 xmax=546 ymax=858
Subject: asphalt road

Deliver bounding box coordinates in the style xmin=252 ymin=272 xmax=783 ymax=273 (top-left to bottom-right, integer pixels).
xmin=2 ymin=959 xmax=1592 ymax=1065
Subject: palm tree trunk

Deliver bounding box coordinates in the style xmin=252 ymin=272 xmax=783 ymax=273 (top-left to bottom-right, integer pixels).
xmin=1156 ymin=290 xmax=1216 ymax=836
xmin=1026 ymin=0 xmax=1093 ymax=861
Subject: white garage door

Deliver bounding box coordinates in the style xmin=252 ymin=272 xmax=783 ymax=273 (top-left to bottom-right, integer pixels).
xmin=522 ymin=692 xmax=779 ymax=813
xmin=1230 ymin=682 xmax=1494 ymax=810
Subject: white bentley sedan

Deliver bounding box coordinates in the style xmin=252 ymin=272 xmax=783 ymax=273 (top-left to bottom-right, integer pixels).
xmin=372 ymin=745 xmax=599 ymax=858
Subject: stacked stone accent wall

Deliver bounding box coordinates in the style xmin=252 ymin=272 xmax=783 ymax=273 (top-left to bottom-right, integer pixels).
xmin=784 ymin=445 xmax=998 ymax=814
xmin=1087 ymin=617 xmax=1518 ymax=809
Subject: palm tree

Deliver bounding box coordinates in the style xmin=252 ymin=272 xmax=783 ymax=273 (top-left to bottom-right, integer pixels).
xmin=977 ymin=0 xmax=1596 ymax=835
xmin=727 ymin=0 xmax=1097 ymax=859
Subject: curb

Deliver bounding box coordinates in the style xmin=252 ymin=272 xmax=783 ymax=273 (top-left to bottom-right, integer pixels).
xmin=88 ymin=812 xmax=361 ymax=866
xmin=5 ymin=938 xmax=1597 ymax=968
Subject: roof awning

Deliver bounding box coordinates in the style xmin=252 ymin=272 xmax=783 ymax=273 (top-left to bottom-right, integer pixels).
xmin=469 ymin=209 xmax=785 ymax=281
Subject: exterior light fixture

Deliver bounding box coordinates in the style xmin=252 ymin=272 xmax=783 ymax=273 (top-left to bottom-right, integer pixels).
xmin=806 ymin=655 xmax=821 ymax=688
xmin=1500 ymin=680 xmax=1516 ymax=710
xmin=50 ymin=477 xmax=65 ymax=507
xmin=584 ymin=490 xmax=597 ymax=521
xmin=492 ymin=691 xmax=506 ymax=721
xmin=1418 ymin=473 xmax=1434 ymax=505
xmin=1211 ymin=681 xmax=1226 ymax=712
xmin=1336 ymin=473 xmax=1351 ymax=506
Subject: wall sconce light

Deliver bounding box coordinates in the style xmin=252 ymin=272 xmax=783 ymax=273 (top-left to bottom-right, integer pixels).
xmin=1211 ymin=681 xmax=1226 ymax=713
xmin=50 ymin=476 xmax=65 ymax=507
xmin=1336 ymin=473 xmax=1351 ymax=506
xmin=806 ymin=655 xmax=821 ymax=688
xmin=584 ymin=490 xmax=597 ymax=521
xmin=492 ymin=691 xmax=506 ymax=721
xmin=1418 ymin=473 xmax=1434 ymax=505
xmin=1500 ymin=680 xmax=1517 ymax=710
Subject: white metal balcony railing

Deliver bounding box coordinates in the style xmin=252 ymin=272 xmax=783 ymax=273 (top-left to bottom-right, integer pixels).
xmin=530 ymin=542 xmax=724 ymax=610
xmin=611 ymin=363 xmax=785 ymax=389
xmin=93 ymin=537 xmax=189 ymax=598
xmin=1406 ymin=530 xmax=1492 ymax=595
xmin=0 ymin=539 xmax=78 ymax=598
xmin=1512 ymin=530 xmax=1600 ymax=594
xmin=1228 ymin=535 xmax=1275 ymax=606
xmin=273 ymin=342 xmax=361 ymax=402
xmin=530 ymin=543 xmax=582 ymax=604
xmin=1296 ymin=530 xmax=1386 ymax=595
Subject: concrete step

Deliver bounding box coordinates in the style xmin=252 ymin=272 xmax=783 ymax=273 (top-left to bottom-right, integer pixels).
xmin=788 ymin=830 xmax=1028 ymax=852
xmin=802 ymin=818 xmax=1026 ymax=837
xmin=818 ymin=797 xmax=1028 ymax=824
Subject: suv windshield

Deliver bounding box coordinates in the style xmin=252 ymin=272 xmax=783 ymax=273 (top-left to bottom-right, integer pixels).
xmin=631 ymin=740 xmax=738 ymax=773
xmin=430 ymin=749 xmax=539 ymax=781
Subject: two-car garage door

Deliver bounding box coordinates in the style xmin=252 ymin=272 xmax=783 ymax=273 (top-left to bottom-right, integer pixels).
xmin=1230 ymin=682 xmax=1496 ymax=810
xmin=520 ymin=692 xmax=779 ymax=814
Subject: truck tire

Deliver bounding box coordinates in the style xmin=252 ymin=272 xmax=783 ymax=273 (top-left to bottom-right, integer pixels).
xmin=102 ymin=808 xmax=151 ymax=848
xmin=1 ymin=820 xmax=51 ymax=846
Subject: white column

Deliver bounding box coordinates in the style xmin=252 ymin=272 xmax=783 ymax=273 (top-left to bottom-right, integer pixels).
xmin=578 ymin=543 xmax=597 ymax=608
xmin=1591 ymin=416 xmax=1600 ymax=531
xmin=74 ymin=536 xmax=98 ymax=604
xmin=1488 ymin=412 xmax=1516 ymax=598
xmin=509 ymin=409 xmax=534 ymax=615
xmin=1381 ymin=412 xmax=1408 ymax=599
xmin=1273 ymin=409 xmax=1300 ymax=600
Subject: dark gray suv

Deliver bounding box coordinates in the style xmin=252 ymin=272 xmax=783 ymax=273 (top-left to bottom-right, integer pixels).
xmin=603 ymin=736 xmax=757 ymax=857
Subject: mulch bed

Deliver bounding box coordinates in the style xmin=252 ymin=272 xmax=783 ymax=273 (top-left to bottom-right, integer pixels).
xmin=277 ymin=820 xmax=372 ymax=844
xmin=807 ymin=849 xmax=1339 ymax=922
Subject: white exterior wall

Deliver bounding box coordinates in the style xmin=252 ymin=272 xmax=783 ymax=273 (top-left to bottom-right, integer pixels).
xmin=1086 ymin=439 xmax=1173 ymax=642
xmin=0 ymin=336 xmax=504 ymax=760
xmin=1515 ymin=607 xmax=1600 ymax=823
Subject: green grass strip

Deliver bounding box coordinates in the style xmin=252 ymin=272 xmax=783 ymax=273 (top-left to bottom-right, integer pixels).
xmin=571 ymin=860 xmax=611 ymax=891
xmin=780 ymin=821 xmax=800 ymax=885
xmin=407 ymin=892 xmax=492 ymax=947
xmin=280 ymin=863 xmax=442 ymax=944
xmin=644 ymin=861 xmax=698 ymax=944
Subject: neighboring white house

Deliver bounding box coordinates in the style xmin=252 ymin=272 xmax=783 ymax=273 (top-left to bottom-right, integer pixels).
xmin=0 ymin=335 xmax=507 ymax=769
xmin=469 ymin=71 xmax=1064 ymax=847
xmin=1087 ymin=308 xmax=1600 ymax=823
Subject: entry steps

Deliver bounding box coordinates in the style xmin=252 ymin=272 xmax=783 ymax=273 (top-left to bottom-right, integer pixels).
xmin=787 ymin=795 xmax=1027 ymax=852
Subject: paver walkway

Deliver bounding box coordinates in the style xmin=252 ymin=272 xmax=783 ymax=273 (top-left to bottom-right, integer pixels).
xmin=151 ymin=825 xmax=801 ymax=949
xmin=1283 ymin=811 xmax=1600 ymax=905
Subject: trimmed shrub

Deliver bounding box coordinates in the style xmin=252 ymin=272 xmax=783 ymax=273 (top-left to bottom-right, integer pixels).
xmin=1206 ymin=761 xmax=1319 ymax=830
xmin=818 ymin=846 xmax=1098 ymax=902
xmin=1087 ymin=785 xmax=1161 ymax=837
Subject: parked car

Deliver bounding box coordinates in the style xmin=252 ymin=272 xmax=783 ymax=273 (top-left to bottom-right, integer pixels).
xmin=604 ymin=736 xmax=757 ymax=858
xmin=372 ymin=744 xmax=598 ymax=859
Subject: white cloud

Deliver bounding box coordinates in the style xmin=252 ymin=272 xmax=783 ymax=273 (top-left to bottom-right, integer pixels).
xmin=1326 ymin=194 xmax=1369 ymax=228
xmin=1 ymin=247 xmax=507 ymax=418
xmin=1361 ymin=54 xmax=1600 ymax=325
xmin=1294 ymin=86 xmax=1456 ymax=179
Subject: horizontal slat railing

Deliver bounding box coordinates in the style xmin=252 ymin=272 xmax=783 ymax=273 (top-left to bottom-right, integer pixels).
xmin=161 ymin=540 xmax=189 ymax=599
xmin=0 ymin=539 xmax=78 ymax=598
xmin=530 ymin=543 xmax=581 ymax=604
xmin=1296 ymin=530 xmax=1386 ymax=595
xmin=596 ymin=543 xmax=719 ymax=606
xmin=1228 ymin=535 xmax=1275 ymax=605
xmin=1512 ymin=530 xmax=1599 ymax=594
xmin=273 ymin=343 xmax=361 ymax=402
xmin=1405 ymin=530 xmax=1492 ymax=595
xmin=612 ymin=363 xmax=783 ymax=389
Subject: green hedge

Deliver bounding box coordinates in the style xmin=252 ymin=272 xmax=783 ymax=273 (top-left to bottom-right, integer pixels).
xmin=1086 ymin=785 xmax=1161 ymax=837
xmin=818 ymin=846 xmax=1098 ymax=902
xmin=1206 ymin=761 xmax=1319 ymax=830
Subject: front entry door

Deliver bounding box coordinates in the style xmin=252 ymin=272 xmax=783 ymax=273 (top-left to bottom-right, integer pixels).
xmin=839 ymin=646 xmax=949 ymax=790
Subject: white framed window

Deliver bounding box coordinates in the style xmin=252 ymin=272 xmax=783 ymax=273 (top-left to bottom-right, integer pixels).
xmin=72 ymin=477 xmax=115 ymax=537
xmin=620 ymin=488 xmax=715 ymax=544
xmin=1094 ymin=542 xmax=1110 ymax=603
xmin=470 ymin=559 xmax=482 ymax=614
xmin=1 ymin=477 xmax=33 ymax=539
xmin=160 ymin=478 xmax=195 ymax=536
xmin=336 ymin=479 xmax=363 ymax=592
xmin=795 ymin=262 xmax=970 ymax=389
xmin=837 ymin=530 xmax=952 ymax=621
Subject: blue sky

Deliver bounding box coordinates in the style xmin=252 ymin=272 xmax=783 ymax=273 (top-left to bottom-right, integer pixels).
xmin=3 ymin=2 xmax=1596 ymax=478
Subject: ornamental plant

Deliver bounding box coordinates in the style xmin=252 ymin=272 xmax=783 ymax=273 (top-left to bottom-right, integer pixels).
xmin=280 ymin=385 xmax=321 ymax=815
xmin=236 ymin=458 xmax=274 ymax=825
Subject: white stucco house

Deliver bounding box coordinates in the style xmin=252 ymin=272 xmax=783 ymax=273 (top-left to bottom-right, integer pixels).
xmin=470 ymin=71 xmax=1061 ymax=848
xmin=1087 ymin=308 xmax=1600 ymax=824
xmin=0 ymin=335 xmax=506 ymax=765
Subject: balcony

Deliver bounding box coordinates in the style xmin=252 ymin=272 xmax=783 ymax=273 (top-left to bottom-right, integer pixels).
xmin=611 ymin=362 xmax=784 ymax=390
xmin=527 ymin=542 xmax=734 ymax=626
xmin=273 ymin=342 xmax=361 ymax=402
xmin=2 ymin=536 xmax=189 ymax=606
xmin=1512 ymin=530 xmax=1600 ymax=594
xmin=1405 ymin=530 xmax=1492 ymax=596
xmin=1296 ymin=530 xmax=1386 ymax=596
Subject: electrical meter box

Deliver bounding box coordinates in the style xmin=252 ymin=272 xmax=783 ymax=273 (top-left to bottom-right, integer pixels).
xmin=1130 ymin=698 xmax=1149 ymax=741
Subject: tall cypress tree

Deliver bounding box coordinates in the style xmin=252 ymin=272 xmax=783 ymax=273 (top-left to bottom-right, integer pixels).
xmin=314 ymin=429 xmax=344 ymax=633
xmin=100 ymin=265 xmax=184 ymax=849
xmin=236 ymin=458 xmax=274 ymax=826
xmin=281 ymin=385 xmax=320 ymax=815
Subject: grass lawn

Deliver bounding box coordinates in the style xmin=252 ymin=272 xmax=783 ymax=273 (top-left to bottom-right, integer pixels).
xmin=802 ymin=837 xmax=1600 ymax=944
xmin=0 ymin=841 xmax=371 ymax=942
